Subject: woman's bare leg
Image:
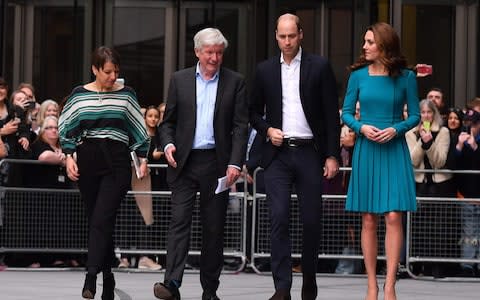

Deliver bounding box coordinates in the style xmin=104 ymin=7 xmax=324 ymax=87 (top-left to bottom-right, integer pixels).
xmin=362 ymin=213 xmax=379 ymax=300
xmin=383 ymin=211 xmax=403 ymax=300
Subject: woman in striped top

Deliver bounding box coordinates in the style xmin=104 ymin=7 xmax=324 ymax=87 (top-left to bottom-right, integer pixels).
xmin=59 ymin=46 xmax=150 ymax=300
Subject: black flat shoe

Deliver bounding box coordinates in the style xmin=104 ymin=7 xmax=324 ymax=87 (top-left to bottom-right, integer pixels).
xmin=153 ymin=282 xmax=181 ymax=300
xmin=101 ymin=273 xmax=116 ymax=300
xmin=202 ymin=290 xmax=220 ymax=300
xmin=269 ymin=289 xmax=291 ymax=300
xmin=82 ymin=274 xmax=97 ymax=299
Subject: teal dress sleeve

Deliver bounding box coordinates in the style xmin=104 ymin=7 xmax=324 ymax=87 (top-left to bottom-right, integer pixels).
xmin=341 ymin=70 xmax=363 ymax=135
xmin=392 ymin=70 xmax=420 ymax=136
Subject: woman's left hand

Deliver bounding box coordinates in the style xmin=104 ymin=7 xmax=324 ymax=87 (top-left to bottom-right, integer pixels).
xmin=139 ymin=161 xmax=149 ymax=179
xmin=374 ymin=127 xmax=397 ymax=143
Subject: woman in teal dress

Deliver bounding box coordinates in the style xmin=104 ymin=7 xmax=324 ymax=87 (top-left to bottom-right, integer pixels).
xmin=341 ymin=22 xmax=420 ymax=300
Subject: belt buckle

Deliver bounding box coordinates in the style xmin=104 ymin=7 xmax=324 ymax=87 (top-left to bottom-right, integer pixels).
xmin=287 ymin=138 xmax=298 ymax=147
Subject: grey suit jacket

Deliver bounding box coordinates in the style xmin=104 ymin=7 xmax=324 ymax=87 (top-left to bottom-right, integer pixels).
xmin=159 ymin=66 xmax=248 ymax=183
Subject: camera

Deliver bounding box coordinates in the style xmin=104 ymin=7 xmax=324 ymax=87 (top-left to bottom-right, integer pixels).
xmin=461 ymin=125 xmax=471 ymax=133
xmin=27 ymin=100 xmax=36 ymax=110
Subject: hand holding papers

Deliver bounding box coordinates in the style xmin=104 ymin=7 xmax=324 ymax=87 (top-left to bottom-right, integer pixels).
xmin=215 ymin=176 xmax=230 ymax=194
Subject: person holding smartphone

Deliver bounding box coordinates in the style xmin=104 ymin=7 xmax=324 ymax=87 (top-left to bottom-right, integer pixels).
xmin=455 ymin=109 xmax=480 ymax=277
xmin=406 ymin=99 xmax=456 ymax=278
xmin=0 ymin=78 xmax=30 ymax=162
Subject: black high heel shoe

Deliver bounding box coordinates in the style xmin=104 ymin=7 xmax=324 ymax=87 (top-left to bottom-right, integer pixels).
xmin=82 ymin=274 xmax=97 ymax=299
xmin=101 ymin=273 xmax=116 ymax=300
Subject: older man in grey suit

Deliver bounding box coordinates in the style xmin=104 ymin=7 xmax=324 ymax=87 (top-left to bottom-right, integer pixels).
xmin=153 ymin=28 xmax=248 ymax=300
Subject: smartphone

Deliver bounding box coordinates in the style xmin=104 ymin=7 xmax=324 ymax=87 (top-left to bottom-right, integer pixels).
xmin=116 ymin=78 xmax=125 ymax=86
xmin=27 ymin=101 xmax=36 ymax=110
xmin=462 ymin=125 xmax=471 ymax=133
xmin=423 ymin=121 xmax=431 ymax=131
xmin=417 ymin=64 xmax=433 ymax=75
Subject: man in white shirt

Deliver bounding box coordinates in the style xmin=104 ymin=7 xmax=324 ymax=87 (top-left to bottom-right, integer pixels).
xmin=250 ymin=13 xmax=340 ymax=300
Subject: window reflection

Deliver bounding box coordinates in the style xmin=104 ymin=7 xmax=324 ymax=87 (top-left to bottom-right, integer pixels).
xmin=113 ymin=7 xmax=166 ymax=106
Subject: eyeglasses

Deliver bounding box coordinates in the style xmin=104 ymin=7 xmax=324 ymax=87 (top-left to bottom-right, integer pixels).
xmin=44 ymin=126 xmax=58 ymax=130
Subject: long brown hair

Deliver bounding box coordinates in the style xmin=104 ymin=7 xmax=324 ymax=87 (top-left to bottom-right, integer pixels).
xmin=350 ymin=22 xmax=407 ymax=77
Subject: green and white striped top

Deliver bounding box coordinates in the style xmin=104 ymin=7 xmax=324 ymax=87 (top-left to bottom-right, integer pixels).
xmin=59 ymin=85 xmax=150 ymax=157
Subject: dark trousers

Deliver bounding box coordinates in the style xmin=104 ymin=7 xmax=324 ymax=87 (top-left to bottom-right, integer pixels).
xmin=264 ymin=145 xmax=324 ymax=290
xmin=164 ymin=150 xmax=228 ymax=293
xmin=77 ymin=139 xmax=131 ymax=274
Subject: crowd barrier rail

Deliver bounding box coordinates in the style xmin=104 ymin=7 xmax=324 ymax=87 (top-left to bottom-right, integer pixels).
xmin=0 ymin=159 xmax=247 ymax=273
xmin=250 ymin=167 xmax=480 ymax=281
xmin=1 ymin=158 xmax=479 ymax=281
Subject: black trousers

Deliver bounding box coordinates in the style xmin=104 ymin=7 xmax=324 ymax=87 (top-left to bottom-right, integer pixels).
xmin=264 ymin=144 xmax=324 ymax=290
xmin=77 ymin=139 xmax=131 ymax=273
xmin=164 ymin=149 xmax=228 ymax=293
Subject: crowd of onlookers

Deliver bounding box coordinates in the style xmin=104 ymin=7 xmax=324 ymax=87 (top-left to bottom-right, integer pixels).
xmin=0 ymin=76 xmax=479 ymax=277
xmin=406 ymin=89 xmax=480 ymax=278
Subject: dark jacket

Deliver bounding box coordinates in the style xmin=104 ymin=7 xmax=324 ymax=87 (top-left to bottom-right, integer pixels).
xmin=249 ymin=51 xmax=340 ymax=168
xmin=159 ymin=66 xmax=249 ymax=183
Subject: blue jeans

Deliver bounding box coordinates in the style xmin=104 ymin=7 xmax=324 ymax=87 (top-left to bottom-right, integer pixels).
xmin=460 ymin=203 xmax=480 ymax=270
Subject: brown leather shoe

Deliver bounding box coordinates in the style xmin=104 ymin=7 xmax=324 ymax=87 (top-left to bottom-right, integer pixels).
xmin=301 ymin=274 xmax=317 ymax=300
xmin=82 ymin=274 xmax=97 ymax=299
xmin=269 ymin=289 xmax=291 ymax=300
xmin=153 ymin=282 xmax=181 ymax=300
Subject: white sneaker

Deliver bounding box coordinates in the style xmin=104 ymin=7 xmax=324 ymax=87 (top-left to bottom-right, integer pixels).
xmin=138 ymin=256 xmax=162 ymax=270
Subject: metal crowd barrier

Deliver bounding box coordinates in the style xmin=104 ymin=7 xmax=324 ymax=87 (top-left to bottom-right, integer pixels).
xmin=1 ymin=158 xmax=480 ymax=280
xmin=406 ymin=196 xmax=480 ymax=281
xmin=0 ymin=159 xmax=247 ymax=272
xmin=250 ymin=167 xmax=480 ymax=281
xmin=249 ymin=167 xmax=386 ymax=274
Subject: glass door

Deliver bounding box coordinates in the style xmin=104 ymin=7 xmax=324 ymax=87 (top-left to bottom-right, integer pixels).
xmin=110 ymin=0 xmax=171 ymax=105
xmin=4 ymin=0 xmax=88 ymax=103
xmin=399 ymin=0 xmax=478 ymax=108
xmin=177 ymin=1 xmax=251 ymax=76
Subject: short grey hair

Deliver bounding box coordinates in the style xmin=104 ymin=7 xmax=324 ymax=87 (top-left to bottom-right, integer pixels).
xmin=193 ymin=28 xmax=228 ymax=50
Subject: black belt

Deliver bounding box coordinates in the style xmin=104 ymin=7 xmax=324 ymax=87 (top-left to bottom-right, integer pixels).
xmin=283 ymin=138 xmax=314 ymax=147
xmin=191 ymin=148 xmax=216 ymax=153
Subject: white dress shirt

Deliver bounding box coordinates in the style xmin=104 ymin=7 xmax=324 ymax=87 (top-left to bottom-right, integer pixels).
xmin=280 ymin=48 xmax=313 ymax=138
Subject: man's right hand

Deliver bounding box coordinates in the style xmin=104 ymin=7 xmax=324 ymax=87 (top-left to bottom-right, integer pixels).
xmin=165 ymin=144 xmax=178 ymax=168
xmin=267 ymin=127 xmax=284 ymax=147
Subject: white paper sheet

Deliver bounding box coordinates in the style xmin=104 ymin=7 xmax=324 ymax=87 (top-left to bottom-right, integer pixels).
xmin=215 ymin=176 xmax=230 ymax=194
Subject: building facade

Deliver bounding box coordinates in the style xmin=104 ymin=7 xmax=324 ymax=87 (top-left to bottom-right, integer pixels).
xmin=1 ymin=0 xmax=479 ymax=108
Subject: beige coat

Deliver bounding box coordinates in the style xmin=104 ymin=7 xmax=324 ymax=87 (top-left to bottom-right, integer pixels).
xmin=406 ymin=123 xmax=452 ymax=183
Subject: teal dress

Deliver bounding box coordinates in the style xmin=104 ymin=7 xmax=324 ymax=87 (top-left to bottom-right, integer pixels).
xmin=341 ymin=66 xmax=420 ymax=213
